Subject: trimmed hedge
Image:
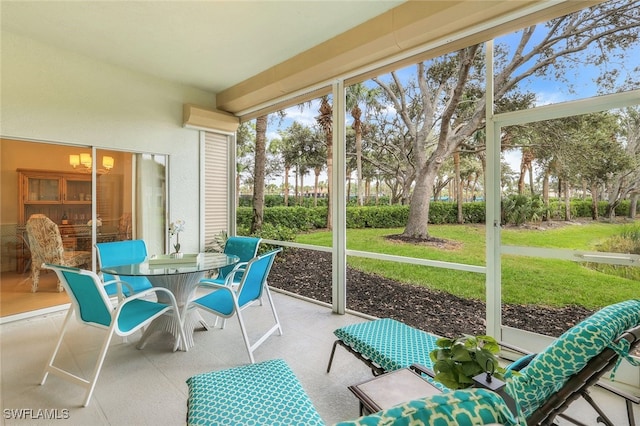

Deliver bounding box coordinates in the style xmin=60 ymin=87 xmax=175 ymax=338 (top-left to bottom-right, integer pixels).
xmin=238 ymin=198 xmax=637 ymax=231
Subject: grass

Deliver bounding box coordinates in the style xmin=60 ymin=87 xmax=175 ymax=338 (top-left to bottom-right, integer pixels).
xmin=294 ymin=221 xmax=640 ymax=309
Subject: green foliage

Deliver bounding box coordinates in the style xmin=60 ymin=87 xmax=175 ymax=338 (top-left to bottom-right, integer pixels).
xmin=588 ymin=223 xmax=640 ymax=280
xmin=238 ymin=206 xmax=325 ymax=231
xmin=428 ymin=202 xmax=458 ymax=224
xmin=204 ymin=230 xmax=228 ymax=253
xmin=430 ymin=335 xmax=506 ymax=390
xmin=346 ymin=206 xmax=410 ymax=228
xmin=501 ymin=194 xmax=545 ymax=225
xmin=238 ymin=197 xmax=634 ymax=232
xmin=463 ymin=202 xmax=486 ymax=223
xmin=251 ymin=223 xmax=297 ymax=243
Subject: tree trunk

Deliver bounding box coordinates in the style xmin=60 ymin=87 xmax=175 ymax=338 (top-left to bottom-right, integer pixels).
xmin=235 ymin=173 xmax=241 ymax=209
xmin=518 ymin=157 xmax=527 ymax=195
xmin=313 ymin=167 xmax=321 ymax=208
xmin=454 ymin=151 xmax=463 ymax=224
xmin=542 ymin=169 xmax=550 ymax=221
xmin=284 ymin=165 xmax=290 ymax=206
xmin=402 ymin=167 xmax=437 ymax=239
xmin=590 ymin=183 xmax=599 ymax=221
xmin=564 ymin=181 xmax=571 ymax=221
xmin=317 ymin=97 xmax=333 ymax=231
xmin=353 ymin=105 xmax=364 ymax=206
xmin=630 ymin=193 xmax=638 ymax=219
xmin=528 ymin=164 xmax=535 ymax=196
xmin=250 ymin=115 xmax=267 ymax=234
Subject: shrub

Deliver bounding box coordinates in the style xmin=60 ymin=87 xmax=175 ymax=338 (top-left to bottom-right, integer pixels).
xmin=501 ymin=194 xmax=545 ymax=225
xmin=587 ymin=223 xmax=640 ymax=280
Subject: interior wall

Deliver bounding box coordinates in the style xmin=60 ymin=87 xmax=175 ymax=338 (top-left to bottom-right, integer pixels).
xmin=1 ymin=31 xmax=217 ymax=253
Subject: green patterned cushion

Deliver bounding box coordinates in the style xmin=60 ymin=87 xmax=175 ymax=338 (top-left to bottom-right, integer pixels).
xmin=506 ymin=299 xmax=640 ymax=418
xmin=335 ymin=318 xmax=444 ymax=389
xmin=335 ymin=388 xmax=524 ymax=426
xmin=186 ymin=359 xmax=325 ymax=426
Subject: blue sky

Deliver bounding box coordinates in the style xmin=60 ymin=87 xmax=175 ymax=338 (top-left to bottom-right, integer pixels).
xmin=264 ymin=20 xmax=639 ymax=185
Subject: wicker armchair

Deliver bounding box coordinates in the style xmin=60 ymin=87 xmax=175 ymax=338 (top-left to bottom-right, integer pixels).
xmin=25 ymin=214 xmax=91 ymax=292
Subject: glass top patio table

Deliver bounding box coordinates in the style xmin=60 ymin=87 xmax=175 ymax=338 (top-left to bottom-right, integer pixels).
xmin=100 ymin=252 xmax=239 ymax=277
xmin=101 ymin=252 xmax=240 ymax=351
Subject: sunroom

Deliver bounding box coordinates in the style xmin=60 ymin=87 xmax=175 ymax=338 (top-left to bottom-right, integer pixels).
xmin=1 ymin=1 xmax=639 ymax=424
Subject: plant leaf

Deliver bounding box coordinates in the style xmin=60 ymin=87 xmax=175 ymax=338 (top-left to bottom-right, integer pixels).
xmin=451 ymin=345 xmax=473 ymax=362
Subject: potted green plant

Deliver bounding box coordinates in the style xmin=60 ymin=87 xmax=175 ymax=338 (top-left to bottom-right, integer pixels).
xmin=429 ymin=334 xmax=506 ymax=390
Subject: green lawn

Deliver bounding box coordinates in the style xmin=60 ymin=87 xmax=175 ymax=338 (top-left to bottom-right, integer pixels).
xmin=294 ymin=222 xmax=639 ymax=309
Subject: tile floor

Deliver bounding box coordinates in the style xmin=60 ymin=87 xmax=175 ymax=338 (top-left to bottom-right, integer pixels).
xmin=1 ymin=289 xmax=638 ymax=425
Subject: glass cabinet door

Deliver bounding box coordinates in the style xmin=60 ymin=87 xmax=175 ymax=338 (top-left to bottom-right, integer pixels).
xmin=25 ymin=176 xmax=61 ymax=202
xmin=65 ymin=178 xmax=92 ymax=203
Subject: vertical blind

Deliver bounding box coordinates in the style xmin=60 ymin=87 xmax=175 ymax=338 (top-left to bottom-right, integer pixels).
xmin=203 ymin=131 xmax=229 ymax=247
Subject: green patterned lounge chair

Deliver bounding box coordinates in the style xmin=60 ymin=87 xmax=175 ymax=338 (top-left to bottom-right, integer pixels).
xmin=505 ymin=299 xmax=640 ymax=426
xmin=327 ymin=318 xmax=444 ymax=387
xmin=336 ymin=388 xmax=524 ymax=426
xmin=328 ymin=300 xmax=640 ymax=426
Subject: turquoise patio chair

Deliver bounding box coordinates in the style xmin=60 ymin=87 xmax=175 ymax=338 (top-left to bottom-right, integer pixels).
xmin=41 ymin=263 xmax=186 ymax=407
xmin=190 ymin=248 xmax=282 ymax=363
xmin=201 ymin=236 xmax=261 ymax=286
xmin=96 ymin=239 xmax=152 ymax=298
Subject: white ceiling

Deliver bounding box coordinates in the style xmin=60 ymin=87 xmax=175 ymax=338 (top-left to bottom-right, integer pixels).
xmin=1 ymin=1 xmax=405 ymax=94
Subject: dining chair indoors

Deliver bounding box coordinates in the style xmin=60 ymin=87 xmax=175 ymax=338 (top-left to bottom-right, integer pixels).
xmin=190 ymin=248 xmax=282 ymax=363
xmin=40 ymin=263 xmax=187 ymax=407
xmin=25 ymin=214 xmax=91 ymax=292
xmin=96 ymin=239 xmax=153 ymax=298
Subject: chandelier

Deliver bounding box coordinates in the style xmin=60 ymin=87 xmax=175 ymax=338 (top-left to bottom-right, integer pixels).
xmin=69 ymin=153 xmax=114 ymax=173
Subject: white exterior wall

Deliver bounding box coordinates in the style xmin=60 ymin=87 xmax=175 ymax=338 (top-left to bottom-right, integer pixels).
xmin=1 ymin=31 xmax=216 ymax=252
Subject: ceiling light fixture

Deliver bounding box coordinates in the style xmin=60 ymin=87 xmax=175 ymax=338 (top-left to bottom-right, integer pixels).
xmin=69 ymin=153 xmax=115 ymax=173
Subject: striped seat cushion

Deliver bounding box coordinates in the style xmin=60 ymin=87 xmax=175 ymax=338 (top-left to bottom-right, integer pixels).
xmin=186 ymin=359 xmax=325 ymax=426
xmin=334 ymin=318 xmax=445 ymax=390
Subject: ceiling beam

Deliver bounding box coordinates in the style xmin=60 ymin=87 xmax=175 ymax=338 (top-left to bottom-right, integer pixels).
xmin=216 ymin=0 xmax=602 ymax=118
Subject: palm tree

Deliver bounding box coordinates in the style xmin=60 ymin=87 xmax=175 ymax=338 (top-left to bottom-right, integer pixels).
xmin=316 ymin=96 xmax=333 ymax=230
xmin=347 ymin=83 xmax=379 ymax=206
xmin=250 ymin=115 xmax=267 ymax=233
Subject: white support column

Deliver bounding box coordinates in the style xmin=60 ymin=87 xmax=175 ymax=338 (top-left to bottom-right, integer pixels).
xmin=332 ymin=80 xmax=347 ymax=314
xmin=90 ymin=146 xmax=97 ymax=272
xmin=484 ymin=40 xmax=502 ymax=338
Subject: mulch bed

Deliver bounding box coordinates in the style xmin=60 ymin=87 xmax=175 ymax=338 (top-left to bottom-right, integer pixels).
xmin=269 ymin=248 xmax=595 ymax=339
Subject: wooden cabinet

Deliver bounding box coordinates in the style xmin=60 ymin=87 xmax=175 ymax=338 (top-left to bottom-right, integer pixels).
xmin=18 ymin=169 xmax=92 ymax=225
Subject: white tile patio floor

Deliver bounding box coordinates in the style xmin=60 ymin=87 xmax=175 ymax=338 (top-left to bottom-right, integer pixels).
xmin=1 ymin=289 xmax=638 ymax=425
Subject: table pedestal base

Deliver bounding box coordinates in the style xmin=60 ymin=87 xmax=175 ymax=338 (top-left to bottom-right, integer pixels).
xmin=137 ymin=271 xmax=205 ymax=351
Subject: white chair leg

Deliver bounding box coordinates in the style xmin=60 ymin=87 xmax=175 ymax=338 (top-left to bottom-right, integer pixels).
xmin=236 ymin=312 xmax=255 ymax=364
xmin=264 ymin=286 xmax=283 ymax=336
xmin=83 ymin=329 xmax=116 ymax=407
xmin=41 ymin=308 xmax=74 ymax=385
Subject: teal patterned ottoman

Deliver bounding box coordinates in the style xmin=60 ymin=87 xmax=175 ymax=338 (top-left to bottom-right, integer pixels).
xmin=186 ymin=359 xmax=325 ymax=425
xmin=328 ymin=318 xmax=445 ymax=390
